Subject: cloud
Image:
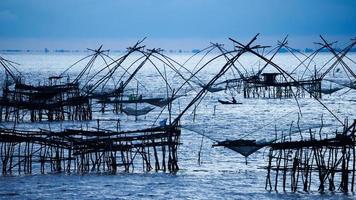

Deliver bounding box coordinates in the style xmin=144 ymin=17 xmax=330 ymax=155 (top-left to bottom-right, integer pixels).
xmin=0 ymin=10 xmax=17 ymax=21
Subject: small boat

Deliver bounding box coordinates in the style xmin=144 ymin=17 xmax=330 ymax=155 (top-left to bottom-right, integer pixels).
xmin=218 ymin=99 xmax=242 ymax=105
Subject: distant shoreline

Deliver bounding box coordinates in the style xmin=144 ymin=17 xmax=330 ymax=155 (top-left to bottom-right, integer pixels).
xmin=1 ymin=48 xmax=355 ymax=54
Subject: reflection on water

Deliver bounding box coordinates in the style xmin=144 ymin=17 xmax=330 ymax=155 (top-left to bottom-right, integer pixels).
xmin=0 ymin=52 xmax=355 ymax=199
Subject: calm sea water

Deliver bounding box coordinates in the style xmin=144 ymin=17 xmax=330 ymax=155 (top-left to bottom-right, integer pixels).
xmin=0 ymin=52 xmax=355 ymax=199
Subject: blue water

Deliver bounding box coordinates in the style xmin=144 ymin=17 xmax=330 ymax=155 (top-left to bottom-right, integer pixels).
xmin=0 ymin=52 xmax=355 ymax=199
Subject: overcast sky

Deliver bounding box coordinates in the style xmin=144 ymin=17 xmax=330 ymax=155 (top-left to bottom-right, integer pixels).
xmin=0 ymin=0 xmax=355 ymax=49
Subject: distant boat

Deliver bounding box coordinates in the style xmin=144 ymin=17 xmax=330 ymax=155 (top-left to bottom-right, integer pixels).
xmin=218 ymin=99 xmax=242 ymax=105
xmin=218 ymin=97 xmax=242 ymax=105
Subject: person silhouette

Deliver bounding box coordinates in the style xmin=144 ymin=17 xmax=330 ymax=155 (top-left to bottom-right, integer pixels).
xmin=232 ymin=97 xmax=237 ymax=104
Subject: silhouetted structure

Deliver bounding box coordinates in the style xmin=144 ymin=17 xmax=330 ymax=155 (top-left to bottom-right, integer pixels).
xmin=265 ymin=120 xmax=356 ymax=192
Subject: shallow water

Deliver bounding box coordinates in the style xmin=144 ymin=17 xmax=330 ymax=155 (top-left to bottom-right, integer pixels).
xmin=0 ymin=52 xmax=355 ymax=199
